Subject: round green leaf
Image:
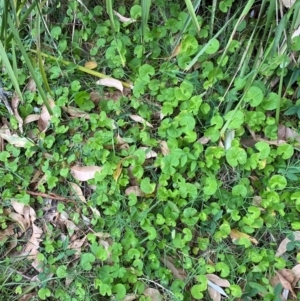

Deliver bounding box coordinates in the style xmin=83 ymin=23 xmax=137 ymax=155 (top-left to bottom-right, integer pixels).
xmin=277 ymin=143 xmax=294 ymax=159
xmin=245 ymin=86 xmax=264 ymax=107
xmin=268 ymin=175 xmax=287 ymax=190
xmin=205 ymin=38 xmax=220 ymax=54
xmin=140 ymin=177 xmax=156 ymax=194
xmin=181 ymin=35 xmax=198 ymax=56
xmin=224 ymin=110 xmax=244 ymax=129
xmin=261 ymin=92 xmax=280 ymax=110
xmin=226 ymin=147 xmax=247 ymax=167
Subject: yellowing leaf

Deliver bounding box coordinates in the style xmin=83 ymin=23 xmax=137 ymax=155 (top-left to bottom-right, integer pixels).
xmin=84 ymin=61 xmax=97 ymax=69
xmin=71 ymin=165 xmax=102 ymax=181
xmin=113 ymin=162 xmax=123 ymax=181
xmin=230 ymin=229 xmax=258 ymax=245
xmin=96 ymin=78 xmax=123 ymax=92
xmin=129 ymin=115 xmax=153 ymax=128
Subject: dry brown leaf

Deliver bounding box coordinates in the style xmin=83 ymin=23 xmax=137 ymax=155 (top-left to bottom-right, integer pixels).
xmin=278 ymin=124 xmax=300 ymax=145
xmin=84 ymin=61 xmax=97 ymax=69
xmin=9 ymin=213 xmax=28 ymax=232
xmin=0 ymin=224 xmax=15 ymax=242
xmin=38 ymin=98 xmax=55 ymax=132
xmin=139 ymin=147 xmax=157 ymax=159
xmin=230 ymin=229 xmax=258 ymax=245
xmin=18 ymin=293 xmax=36 ymax=301
xmin=197 ymin=136 xmax=210 ymax=145
xmin=22 ymin=224 xmax=43 ymax=258
xmin=125 ymin=186 xmax=144 ymax=197
xmin=0 ymin=133 xmax=34 ymax=147
xmin=292 ymin=264 xmax=300 ymax=287
xmin=276 ymin=232 xmax=300 ymax=257
xmin=62 ymin=106 xmax=91 ymax=119
xmin=129 ymin=115 xmax=153 ymax=128
xmin=159 ymin=140 xmax=170 ymax=156
xmin=162 ymin=256 xmax=186 ymax=280
xmin=122 ymin=294 xmax=137 ymax=301
xmin=280 ymin=0 xmax=295 ymax=8
xmin=116 ymin=134 xmax=129 ymax=149
xmin=96 ymin=78 xmax=123 ymax=92
xmin=71 ymin=165 xmax=102 ymax=181
xmin=113 ymin=10 xmax=136 ymax=23
xmin=206 ymin=274 xmax=230 ymax=287
xmin=69 ymin=182 xmax=86 ymax=203
xmin=170 ymin=42 xmax=182 ymax=58
xmin=208 ymin=286 xmax=221 ymax=301
xmin=275 ymin=270 xmax=296 ymax=298
xmin=68 ymin=236 xmax=86 ymax=257
xmin=143 ymin=288 xmax=162 ymax=301
xmin=25 ymin=78 xmax=36 ymax=92
xmin=11 ymin=93 xmax=23 ymax=133
xmin=24 ymin=114 xmax=40 ymax=124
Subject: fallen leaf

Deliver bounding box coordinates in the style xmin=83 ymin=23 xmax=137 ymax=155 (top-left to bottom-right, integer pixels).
xmin=11 ymin=93 xmax=23 ymax=133
xmin=169 ymin=42 xmax=182 ymax=58
xmin=68 ymin=236 xmax=86 ymax=257
xmin=162 ymin=256 xmax=186 ymax=280
xmin=84 ymin=61 xmax=97 ymax=69
xmin=18 ymin=293 xmax=36 ymax=301
xmin=159 ymin=140 xmax=170 ymax=156
xmin=24 ymin=114 xmax=40 ymax=124
xmin=122 ymin=295 xmax=137 ymax=301
xmin=139 ymin=147 xmax=157 ymax=159
xmin=113 ymin=10 xmax=136 ymax=23
xmin=71 ymin=165 xmax=102 ymax=181
xmin=125 ymin=186 xmax=144 ymax=197
xmin=96 ymin=78 xmax=123 ymax=92
xmin=207 ymin=280 xmax=229 ymax=297
xmin=38 ymin=98 xmax=55 ymax=132
xmin=230 ymin=229 xmax=258 ymax=245
xmin=9 ymin=213 xmax=29 ymax=232
xmin=292 ymin=264 xmax=300 ymax=286
xmin=197 ymin=136 xmax=210 ymax=145
xmin=25 ymin=78 xmax=37 ymax=92
xmin=0 ymin=224 xmax=15 ymax=243
xmin=275 ymin=270 xmax=297 ymax=298
xmin=113 ymin=162 xmax=123 ymax=181
xmin=69 ymin=182 xmax=86 ymax=202
xmin=22 ymin=224 xmax=43 ymax=259
xmin=0 ymin=133 xmax=34 ymax=147
xmin=130 ymin=115 xmax=153 ymax=128
xmin=143 ymin=288 xmax=162 ymax=301
xmin=280 ymin=0 xmax=295 ymax=8
xmin=206 ymin=274 xmax=230 ymax=287
xmin=276 ymin=232 xmax=300 ymax=257
xmin=278 ymin=124 xmax=300 ymax=146
xmin=208 ymin=286 xmax=221 ymax=301
xmin=62 ymin=106 xmax=90 ymax=119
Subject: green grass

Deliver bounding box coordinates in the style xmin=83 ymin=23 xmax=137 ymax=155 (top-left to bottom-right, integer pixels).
xmin=1 ymin=0 xmax=300 ymax=300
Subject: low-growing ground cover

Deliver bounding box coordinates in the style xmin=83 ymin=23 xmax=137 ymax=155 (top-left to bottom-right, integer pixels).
xmin=1 ymin=0 xmax=300 ymax=300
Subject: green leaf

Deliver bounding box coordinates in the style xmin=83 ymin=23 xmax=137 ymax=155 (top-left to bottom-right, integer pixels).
xmin=277 ymin=143 xmax=294 ymax=159
xmin=113 ymin=283 xmax=126 ymax=300
xmin=80 ymin=253 xmax=96 ymax=271
xmin=140 ymin=177 xmax=156 ymax=194
xmin=245 ymin=86 xmax=264 ymax=107
xmin=224 ymin=110 xmax=244 ymax=129
xmin=205 ymin=38 xmax=220 ymax=54
xmin=181 ymin=35 xmax=198 ymax=56
xmin=38 ymin=288 xmax=51 ymax=300
xmin=56 ymin=265 xmax=68 ymax=278
xmin=255 ymin=141 xmax=270 ymax=159
xmin=203 ymin=176 xmax=218 ymax=196
xmin=226 ymin=147 xmax=247 ymax=167
xmin=191 ymin=285 xmax=204 ymax=299
xmin=261 ymin=92 xmax=280 ymax=110
xmin=268 ymin=175 xmax=287 ymax=190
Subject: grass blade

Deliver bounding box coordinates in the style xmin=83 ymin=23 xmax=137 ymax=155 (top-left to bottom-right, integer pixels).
xmin=141 ymin=0 xmax=151 ymax=43
xmin=184 ymin=0 xmax=200 ymax=33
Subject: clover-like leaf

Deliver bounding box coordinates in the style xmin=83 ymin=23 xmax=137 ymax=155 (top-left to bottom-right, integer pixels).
xmin=226 ymin=146 xmax=247 ymax=167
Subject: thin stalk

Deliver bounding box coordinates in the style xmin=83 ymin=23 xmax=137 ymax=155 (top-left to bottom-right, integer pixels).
xmin=29 ymin=49 xmax=132 ymax=89
xmin=184 ymin=0 xmax=200 ymax=33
